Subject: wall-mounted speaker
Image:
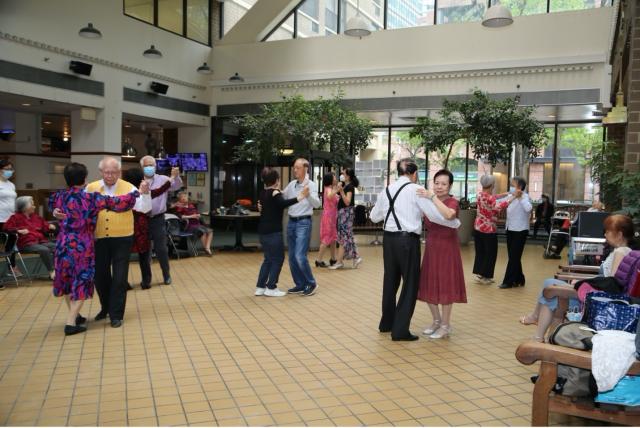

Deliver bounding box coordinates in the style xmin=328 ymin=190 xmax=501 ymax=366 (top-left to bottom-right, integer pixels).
xmin=69 ymin=61 xmax=92 ymax=76
xmin=150 ymin=81 xmax=169 ymax=95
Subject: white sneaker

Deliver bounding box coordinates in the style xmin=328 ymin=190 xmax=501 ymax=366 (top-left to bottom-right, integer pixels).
xmin=328 ymin=262 xmax=344 ymax=270
xmin=353 ymin=257 xmax=363 ymax=269
xmin=254 ymin=287 xmax=266 ymax=296
xmin=264 ymin=288 xmax=286 ymax=297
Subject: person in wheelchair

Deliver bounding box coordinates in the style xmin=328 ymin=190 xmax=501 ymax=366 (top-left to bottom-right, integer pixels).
xmin=4 ymin=196 xmax=56 ymax=280
xmin=520 ymin=214 xmax=634 ymax=342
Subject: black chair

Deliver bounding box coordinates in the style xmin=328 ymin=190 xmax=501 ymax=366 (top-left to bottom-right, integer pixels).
xmin=164 ymin=214 xmax=198 ymax=258
xmin=0 ymin=232 xmax=31 ymax=286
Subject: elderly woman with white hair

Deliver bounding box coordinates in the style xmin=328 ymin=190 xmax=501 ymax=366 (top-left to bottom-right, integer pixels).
xmin=472 ymin=175 xmax=514 ymax=284
xmin=4 ymin=196 xmax=57 ymax=279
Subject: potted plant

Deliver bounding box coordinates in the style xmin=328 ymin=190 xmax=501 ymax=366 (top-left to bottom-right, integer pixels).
xmin=409 ymin=89 xmax=547 ymax=244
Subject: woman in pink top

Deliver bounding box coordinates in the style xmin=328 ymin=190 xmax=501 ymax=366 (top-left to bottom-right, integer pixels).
xmin=315 ymin=172 xmax=339 ymax=267
xmin=472 ymin=175 xmax=514 ymax=284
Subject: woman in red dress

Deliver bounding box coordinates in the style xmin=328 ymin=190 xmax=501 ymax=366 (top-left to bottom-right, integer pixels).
xmin=417 ymin=169 xmax=466 ymax=339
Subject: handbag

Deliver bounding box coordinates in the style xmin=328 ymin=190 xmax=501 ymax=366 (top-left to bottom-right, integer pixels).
xmin=583 ymin=291 xmax=640 ymax=333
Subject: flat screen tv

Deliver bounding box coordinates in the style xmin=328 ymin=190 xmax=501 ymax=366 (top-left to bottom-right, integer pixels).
xmin=166 ymin=153 xmax=180 ymax=167
xmin=180 ymin=153 xmax=208 ymax=172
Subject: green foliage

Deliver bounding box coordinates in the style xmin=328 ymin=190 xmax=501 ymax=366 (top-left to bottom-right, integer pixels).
xmin=558 ymin=127 xmax=604 ymax=167
xmin=410 ymin=90 xmax=547 ymax=168
xmin=233 ymin=92 xmax=373 ymax=166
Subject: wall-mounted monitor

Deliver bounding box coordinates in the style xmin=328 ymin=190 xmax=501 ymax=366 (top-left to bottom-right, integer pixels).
xmin=166 ymin=153 xmax=180 ymax=167
xmin=180 ymin=153 xmax=208 ymax=172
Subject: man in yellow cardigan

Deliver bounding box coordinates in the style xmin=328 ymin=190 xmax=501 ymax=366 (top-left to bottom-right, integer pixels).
xmin=86 ymin=157 xmax=151 ymax=328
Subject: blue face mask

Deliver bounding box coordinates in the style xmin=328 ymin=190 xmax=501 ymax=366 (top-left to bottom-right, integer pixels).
xmin=2 ymin=170 xmax=13 ymax=179
xmin=509 ymin=186 xmax=516 ymax=193
xmin=143 ymin=166 xmax=155 ymax=177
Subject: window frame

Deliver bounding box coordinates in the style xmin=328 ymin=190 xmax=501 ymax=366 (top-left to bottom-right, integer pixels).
xmin=123 ymin=0 xmax=212 ymax=47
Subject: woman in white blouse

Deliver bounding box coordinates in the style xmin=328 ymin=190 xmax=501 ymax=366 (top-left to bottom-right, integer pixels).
xmin=0 ymin=159 xmax=18 ymax=287
xmin=498 ymin=176 xmax=532 ymax=289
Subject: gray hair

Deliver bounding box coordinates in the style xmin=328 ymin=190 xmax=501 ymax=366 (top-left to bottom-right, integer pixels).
xmin=140 ymin=155 xmax=156 ymax=167
xmin=16 ymin=196 xmax=34 ymax=213
xmin=480 ymin=175 xmax=496 ymax=189
xmin=98 ymin=156 xmax=121 ymax=170
xmin=177 ymin=191 xmax=188 ymax=198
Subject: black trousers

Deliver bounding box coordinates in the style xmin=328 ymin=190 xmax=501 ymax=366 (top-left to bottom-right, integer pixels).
xmin=0 ymin=223 xmax=16 ymax=267
xmin=502 ymin=230 xmax=528 ymax=286
xmin=379 ymin=232 xmax=421 ymax=338
xmin=95 ymin=236 xmax=133 ymax=320
xmin=139 ymin=215 xmax=171 ymax=285
xmin=472 ymin=231 xmax=498 ymax=279
xmin=533 ymin=218 xmax=551 ymax=238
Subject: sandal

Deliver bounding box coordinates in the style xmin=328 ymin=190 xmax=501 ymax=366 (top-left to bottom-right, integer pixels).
xmin=531 ymin=336 xmax=545 ymax=343
xmin=519 ymin=314 xmax=538 ymax=325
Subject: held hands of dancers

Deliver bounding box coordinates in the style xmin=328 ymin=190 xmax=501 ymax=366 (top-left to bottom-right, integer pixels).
xmin=297 ymin=185 xmax=310 ymax=201
xmin=416 ymin=187 xmax=435 ymax=200
xmin=170 ymin=167 xmax=180 ymax=179
xmin=139 ymin=181 xmax=150 ymax=194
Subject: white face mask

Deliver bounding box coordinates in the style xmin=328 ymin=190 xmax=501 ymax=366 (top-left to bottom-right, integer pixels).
xmin=339 ymin=174 xmax=345 ymax=182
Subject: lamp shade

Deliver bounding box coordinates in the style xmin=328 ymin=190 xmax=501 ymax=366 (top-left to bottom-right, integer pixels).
xmin=197 ymin=62 xmax=212 ymax=75
xmin=482 ymin=4 xmax=513 ymax=28
xmin=143 ymin=45 xmax=162 ymax=59
xmin=344 ymin=15 xmax=371 ymax=37
xmin=79 ymin=23 xmax=102 ymax=38
xmin=229 ymin=72 xmax=244 ymax=82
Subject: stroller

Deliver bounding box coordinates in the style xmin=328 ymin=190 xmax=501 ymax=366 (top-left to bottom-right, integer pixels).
xmin=543 ymin=210 xmax=571 ymax=259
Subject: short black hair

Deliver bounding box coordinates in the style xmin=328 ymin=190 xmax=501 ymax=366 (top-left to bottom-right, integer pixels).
xmin=513 ymin=176 xmax=527 ymax=191
xmin=122 ymin=167 xmax=144 ymax=187
xmin=64 ymin=162 xmax=88 ymax=187
xmin=434 ymin=169 xmax=454 ymax=186
xmin=0 ymin=159 xmax=13 ymax=169
xmin=322 ymin=172 xmax=335 ymax=188
xmin=397 ymin=158 xmax=418 ymax=176
xmin=261 ymin=167 xmax=280 ymax=187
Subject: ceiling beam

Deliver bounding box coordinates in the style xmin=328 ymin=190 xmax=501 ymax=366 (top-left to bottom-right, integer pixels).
xmin=219 ymin=0 xmax=300 ymax=45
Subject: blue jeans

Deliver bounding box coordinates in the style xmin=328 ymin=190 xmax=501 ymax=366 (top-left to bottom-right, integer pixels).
xmin=287 ymin=217 xmax=316 ymax=289
xmin=538 ymin=278 xmax=580 ymax=312
xmin=257 ymin=232 xmax=285 ymax=289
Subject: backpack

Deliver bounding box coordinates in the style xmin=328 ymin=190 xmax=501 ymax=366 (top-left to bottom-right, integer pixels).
xmin=614 ymin=250 xmax=640 ymax=297
xmin=546 ymin=322 xmax=598 ymax=397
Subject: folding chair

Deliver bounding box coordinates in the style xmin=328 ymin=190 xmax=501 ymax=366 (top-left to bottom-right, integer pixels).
xmin=0 ymin=232 xmax=31 ymax=286
xmin=165 ymin=214 xmax=198 ymax=258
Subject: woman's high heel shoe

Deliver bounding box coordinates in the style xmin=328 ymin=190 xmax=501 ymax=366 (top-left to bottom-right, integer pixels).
xmin=429 ymin=325 xmax=451 ymax=339
xmin=422 ymin=320 xmax=441 ymax=335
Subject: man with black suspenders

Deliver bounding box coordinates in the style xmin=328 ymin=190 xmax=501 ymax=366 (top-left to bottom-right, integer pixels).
xmin=370 ymin=159 xmax=461 ymax=341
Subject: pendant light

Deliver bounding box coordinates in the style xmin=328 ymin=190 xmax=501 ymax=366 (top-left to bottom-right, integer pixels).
xmin=155 ymin=125 xmax=167 ymax=159
xmin=122 ymin=137 xmax=137 ymax=159
xmin=79 ymin=23 xmax=102 ymax=39
xmin=143 ymin=45 xmax=163 ymax=59
xmin=197 ymin=62 xmax=212 ymax=75
xmin=345 ymin=0 xmax=371 ymax=38
xmin=482 ymin=3 xmax=513 ymax=28
xmin=229 ymin=72 xmax=244 ymax=82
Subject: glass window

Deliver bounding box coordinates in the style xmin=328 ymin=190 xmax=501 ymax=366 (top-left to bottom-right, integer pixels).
xmin=436 ymin=0 xmax=486 ymax=24
xmin=493 ymin=0 xmax=547 ymax=16
xmin=298 ymin=0 xmax=338 ymax=38
xmin=555 ymin=125 xmax=602 ymax=204
xmin=158 ymin=0 xmax=184 ymax=34
xmin=223 ymin=0 xmax=259 ymax=35
xmin=355 ymin=129 xmax=390 ymax=205
xmin=187 ymin=0 xmax=209 ymax=43
xmin=340 ymin=0 xmax=383 ymax=34
xmin=265 ymin=14 xmax=294 ymax=41
xmin=387 ymin=0 xmax=435 ymax=29
xmin=125 ymin=0 xmax=154 ymax=23
xmin=527 ymin=127 xmax=554 ymax=202
xmin=550 ymin=0 xmax=611 ymax=13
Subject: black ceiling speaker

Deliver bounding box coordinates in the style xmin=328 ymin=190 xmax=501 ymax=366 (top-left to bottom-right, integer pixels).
xmin=150 ymin=81 xmax=169 ymax=95
xmin=69 ymin=60 xmax=92 ymax=76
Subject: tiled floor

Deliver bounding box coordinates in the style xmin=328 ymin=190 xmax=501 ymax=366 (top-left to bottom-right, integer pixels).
xmin=0 ymin=241 xmax=596 ymax=426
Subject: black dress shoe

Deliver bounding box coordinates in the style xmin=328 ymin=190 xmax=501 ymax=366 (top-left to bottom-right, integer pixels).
xmin=163 ymin=277 xmax=172 ymax=285
xmin=329 ymin=259 xmax=337 ymax=266
xmin=392 ymin=334 xmax=419 ymax=341
xmin=498 ymin=283 xmax=513 ymax=289
xmin=126 ymin=283 xmax=133 ymax=291
xmin=64 ymin=324 xmax=87 ymax=336
xmin=110 ymin=319 xmax=122 ymax=328
xmin=379 ymin=328 xmax=392 ymax=333
xmin=75 ymin=315 xmax=87 ymax=325
xmin=141 ymin=283 xmax=151 ymax=290
xmin=94 ymin=311 xmax=108 ymax=321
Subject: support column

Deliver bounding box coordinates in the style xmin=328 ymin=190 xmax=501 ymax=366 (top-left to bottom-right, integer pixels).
xmin=70 ymin=107 xmax=122 ymax=181
xmin=625 ymin=1 xmax=640 ymax=172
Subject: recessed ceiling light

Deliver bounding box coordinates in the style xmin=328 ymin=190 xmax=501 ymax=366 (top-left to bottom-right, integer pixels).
xmin=21 ymin=103 xmax=31 ymax=107
xmin=547 ymin=114 xmax=556 ymax=118
xmin=43 ymin=121 xmax=52 ymax=125
xmin=63 ymin=137 xmax=69 ymax=142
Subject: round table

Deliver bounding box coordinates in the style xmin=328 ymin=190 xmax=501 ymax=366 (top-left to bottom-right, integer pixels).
xmin=213 ymin=212 xmax=260 ymax=252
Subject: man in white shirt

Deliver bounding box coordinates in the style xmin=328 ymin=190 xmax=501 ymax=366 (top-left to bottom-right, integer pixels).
xmin=282 ymin=158 xmax=321 ymax=296
xmin=498 ymin=176 xmax=532 ymax=289
xmin=370 ymin=159 xmax=461 ymax=341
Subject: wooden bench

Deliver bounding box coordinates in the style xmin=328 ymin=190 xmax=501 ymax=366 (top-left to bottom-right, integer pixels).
xmin=516 ymin=341 xmax=640 ymax=426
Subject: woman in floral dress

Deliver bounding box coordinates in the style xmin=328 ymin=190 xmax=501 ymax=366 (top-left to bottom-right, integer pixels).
xmin=49 ymin=163 xmax=141 ymax=336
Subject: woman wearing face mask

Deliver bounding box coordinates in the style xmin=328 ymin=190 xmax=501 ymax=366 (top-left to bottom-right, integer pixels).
xmin=416 ymin=169 xmax=466 ymax=339
xmin=498 ymin=177 xmax=532 ymax=289
xmin=0 ymin=159 xmax=18 ymax=286
xmin=329 ymin=168 xmax=363 ymax=270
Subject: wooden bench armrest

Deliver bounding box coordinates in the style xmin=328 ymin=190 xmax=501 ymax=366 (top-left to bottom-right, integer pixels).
xmin=555 ymin=273 xmax=596 ymax=281
xmin=516 ymin=341 xmax=640 ymax=374
xmin=559 ymin=265 xmax=601 ymax=273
